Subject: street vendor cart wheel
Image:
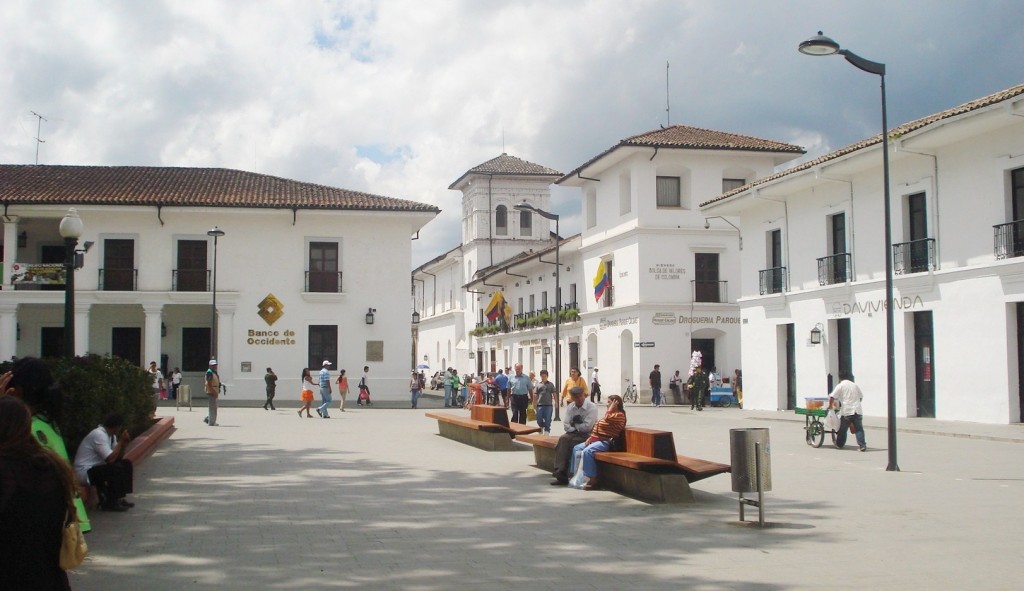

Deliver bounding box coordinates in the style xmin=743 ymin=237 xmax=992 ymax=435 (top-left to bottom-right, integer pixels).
xmin=806 ymin=419 xmax=825 ymax=447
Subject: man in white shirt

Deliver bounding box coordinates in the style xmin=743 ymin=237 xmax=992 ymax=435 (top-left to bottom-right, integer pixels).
xmin=149 ymin=361 xmax=164 ymax=400
xmin=828 ymin=371 xmax=867 ymax=452
xmin=550 ymin=387 xmax=598 ymax=485
xmin=73 ymin=414 xmax=135 ymax=511
xmin=590 ymin=368 xmax=601 ymax=403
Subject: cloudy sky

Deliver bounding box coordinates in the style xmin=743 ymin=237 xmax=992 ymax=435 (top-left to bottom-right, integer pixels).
xmin=1 ymin=0 xmax=1020 ymax=265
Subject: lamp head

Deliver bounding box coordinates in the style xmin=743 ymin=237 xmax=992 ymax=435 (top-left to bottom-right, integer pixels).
xmin=704 ymin=219 xmax=711 ymax=230
xmin=798 ymin=31 xmax=840 ymax=56
xmin=207 ymin=226 xmax=226 ymax=238
xmin=59 ymin=208 xmax=84 ymax=240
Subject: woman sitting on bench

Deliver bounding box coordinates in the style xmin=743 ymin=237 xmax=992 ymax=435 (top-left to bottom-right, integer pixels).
xmin=569 ymin=395 xmax=626 ymax=491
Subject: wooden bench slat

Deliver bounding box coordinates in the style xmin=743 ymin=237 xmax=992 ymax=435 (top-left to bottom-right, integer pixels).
xmin=516 ymin=433 xmax=558 ymax=448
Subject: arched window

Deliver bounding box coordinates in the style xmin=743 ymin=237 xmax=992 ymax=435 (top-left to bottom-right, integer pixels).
xmin=495 ymin=205 xmax=508 ymax=236
xmin=520 ymin=210 xmax=532 ymax=236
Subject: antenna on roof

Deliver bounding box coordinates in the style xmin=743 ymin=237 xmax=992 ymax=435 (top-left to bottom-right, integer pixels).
xmin=502 ymin=127 xmax=506 ymax=154
xmin=30 ymin=111 xmax=46 ymax=165
xmin=665 ymin=61 xmax=671 ymax=127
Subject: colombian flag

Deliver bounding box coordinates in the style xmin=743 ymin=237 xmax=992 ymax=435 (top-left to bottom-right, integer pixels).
xmin=485 ymin=291 xmax=513 ymax=324
xmin=593 ymin=261 xmax=609 ymax=302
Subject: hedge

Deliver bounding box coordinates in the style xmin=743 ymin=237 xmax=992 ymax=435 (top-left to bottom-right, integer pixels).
xmin=1 ymin=354 xmax=156 ymax=458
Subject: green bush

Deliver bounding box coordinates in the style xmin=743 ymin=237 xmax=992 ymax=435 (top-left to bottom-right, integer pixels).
xmin=1 ymin=354 xmax=155 ymax=458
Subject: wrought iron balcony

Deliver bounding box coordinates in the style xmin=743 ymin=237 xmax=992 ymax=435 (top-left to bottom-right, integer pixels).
xmin=817 ymin=253 xmax=852 ymax=286
xmin=758 ymin=267 xmax=787 ymax=295
xmin=98 ymin=268 xmax=137 ymax=291
xmin=993 ymin=221 xmax=1024 ymax=260
xmin=893 ymin=238 xmax=935 ymax=274
xmin=172 ymin=269 xmax=210 ymax=292
xmin=305 ymin=271 xmax=344 ymax=293
xmin=692 ymin=280 xmax=728 ymax=303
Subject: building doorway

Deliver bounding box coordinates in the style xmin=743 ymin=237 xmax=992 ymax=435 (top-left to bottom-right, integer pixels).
xmin=690 ymin=338 xmax=715 ymax=371
xmin=914 ymin=311 xmax=935 ymax=417
xmin=784 ymin=323 xmax=796 ymax=409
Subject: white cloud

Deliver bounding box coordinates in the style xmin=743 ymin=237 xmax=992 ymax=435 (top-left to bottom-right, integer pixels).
xmin=0 ymin=0 xmax=1020 ymax=265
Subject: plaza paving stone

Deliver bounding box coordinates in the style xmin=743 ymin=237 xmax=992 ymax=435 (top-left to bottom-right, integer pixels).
xmin=68 ymin=401 xmax=1024 ymax=590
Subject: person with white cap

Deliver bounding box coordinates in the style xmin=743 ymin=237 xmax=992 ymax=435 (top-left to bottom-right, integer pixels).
xmin=316 ymin=360 xmax=333 ymax=418
xmin=204 ymin=359 xmax=220 ymax=426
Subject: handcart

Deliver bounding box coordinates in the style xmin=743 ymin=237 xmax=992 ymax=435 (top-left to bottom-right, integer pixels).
xmin=794 ymin=406 xmax=838 ymax=448
xmin=709 ymin=387 xmax=737 ymax=407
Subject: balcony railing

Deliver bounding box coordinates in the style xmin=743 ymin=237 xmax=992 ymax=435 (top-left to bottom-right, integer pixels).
xmin=759 ymin=267 xmax=787 ymax=295
xmin=172 ymin=269 xmax=210 ymax=292
xmin=476 ymin=302 xmax=580 ymax=336
xmin=99 ymin=268 xmax=137 ymax=291
xmin=305 ymin=271 xmax=344 ymax=293
xmin=692 ymin=280 xmax=727 ymax=303
xmin=817 ymin=253 xmax=852 ymax=286
xmin=993 ymin=221 xmax=1024 ymax=260
xmin=893 ymin=238 xmax=935 ymax=274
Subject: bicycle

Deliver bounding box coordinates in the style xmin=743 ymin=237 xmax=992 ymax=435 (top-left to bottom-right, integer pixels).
xmin=622 ymin=378 xmax=639 ymax=404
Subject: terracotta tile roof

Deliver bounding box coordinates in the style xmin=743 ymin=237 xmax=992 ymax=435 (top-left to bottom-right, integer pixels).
xmin=701 ymin=82 xmax=1024 ymax=208
xmin=559 ymin=125 xmax=804 ymax=183
xmin=0 ymin=165 xmax=440 ymax=213
xmin=448 ymin=153 xmax=562 ymax=189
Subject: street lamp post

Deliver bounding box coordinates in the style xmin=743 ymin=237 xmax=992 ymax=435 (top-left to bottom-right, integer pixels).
xmin=59 ymin=208 xmax=84 ymax=358
xmin=207 ymin=226 xmax=225 ymax=360
xmin=799 ymin=32 xmax=898 ymax=471
xmin=514 ymin=202 xmax=562 ymax=421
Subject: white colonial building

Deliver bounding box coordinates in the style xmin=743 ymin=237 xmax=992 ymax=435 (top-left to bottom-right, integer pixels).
xmin=412 ymin=154 xmax=564 ymax=375
xmin=558 ymin=126 xmax=803 ymax=397
xmin=1 ymin=165 xmax=437 ymax=401
xmin=701 ymin=82 xmax=1024 ymax=424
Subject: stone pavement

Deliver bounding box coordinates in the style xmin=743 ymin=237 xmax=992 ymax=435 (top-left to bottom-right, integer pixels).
xmin=70 ymin=401 xmax=1023 ymax=590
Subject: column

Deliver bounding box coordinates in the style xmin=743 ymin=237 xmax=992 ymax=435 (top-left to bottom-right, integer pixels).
xmin=0 ymin=302 xmax=17 ymax=360
xmin=216 ymin=305 xmax=235 ymax=385
xmin=74 ymin=302 xmax=91 ymax=357
xmin=2 ymin=217 xmax=18 ymax=287
xmin=142 ymin=303 xmax=164 ymax=367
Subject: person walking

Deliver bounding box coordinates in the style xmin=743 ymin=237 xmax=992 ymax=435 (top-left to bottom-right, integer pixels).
xmin=170 ymin=367 xmax=182 ymax=400
xmin=649 ymin=364 xmax=663 ymax=407
xmin=358 ymin=366 xmax=373 ymax=406
xmin=687 ymin=365 xmax=709 ymax=411
xmin=204 ymin=360 xmax=220 ymax=426
xmin=263 ymin=367 xmax=278 ymax=410
xmin=298 ymin=368 xmax=315 ymax=418
xmin=560 ymin=367 xmax=589 ymax=406
xmin=336 ymin=369 xmax=350 ymax=412
xmin=149 ymin=361 xmax=164 ymax=402
xmin=828 ymin=371 xmax=868 ymax=452
xmin=532 ymin=369 xmax=556 ymax=435
xmin=442 ymin=368 xmax=454 ymax=408
xmin=410 ymin=370 xmax=423 ymax=409
xmin=590 ymin=367 xmax=602 ymax=403
xmin=316 ymin=361 xmax=333 ymax=418
xmin=508 ymin=363 xmax=534 ymax=424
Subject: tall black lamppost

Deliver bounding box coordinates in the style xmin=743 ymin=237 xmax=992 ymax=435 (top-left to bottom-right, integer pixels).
xmin=514 ymin=202 xmax=562 ymax=421
xmin=207 ymin=226 xmax=225 ymax=360
xmin=799 ymin=32 xmax=899 ymax=471
xmin=59 ymin=208 xmax=84 ymax=358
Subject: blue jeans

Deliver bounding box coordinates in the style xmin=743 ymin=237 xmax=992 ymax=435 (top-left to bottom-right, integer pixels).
xmin=571 ymin=440 xmax=611 ymax=478
xmin=411 ymin=388 xmax=422 ymax=408
xmin=443 ymin=385 xmax=453 ymax=407
xmin=651 ymin=387 xmax=662 ymax=406
xmin=836 ymin=413 xmax=867 ymax=449
xmin=317 ymin=387 xmax=332 ymax=416
xmin=535 ymin=405 xmax=553 ymax=433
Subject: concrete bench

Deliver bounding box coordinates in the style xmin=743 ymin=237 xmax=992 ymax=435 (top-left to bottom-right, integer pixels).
xmin=515 ymin=432 xmax=559 ymax=471
xmin=426 ymin=405 xmax=539 ymax=451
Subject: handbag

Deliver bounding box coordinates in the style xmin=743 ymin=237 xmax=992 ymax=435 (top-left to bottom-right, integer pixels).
xmin=60 ymin=518 xmax=88 ymax=570
xmin=824 ymin=409 xmax=841 ymax=432
xmin=568 ymin=450 xmax=588 ymax=489
xmin=526 ymin=403 xmax=536 ymax=421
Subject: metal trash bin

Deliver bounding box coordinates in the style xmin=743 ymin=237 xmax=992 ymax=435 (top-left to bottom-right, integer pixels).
xmin=176 ymin=384 xmax=192 ymax=411
xmin=730 ymin=427 xmax=771 ymax=526
xmin=730 ymin=428 xmax=772 ymax=492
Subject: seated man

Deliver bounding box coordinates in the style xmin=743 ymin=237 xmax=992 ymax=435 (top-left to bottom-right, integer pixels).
xmin=73 ymin=414 xmax=135 ymax=512
xmin=550 ymin=387 xmax=598 ymax=485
